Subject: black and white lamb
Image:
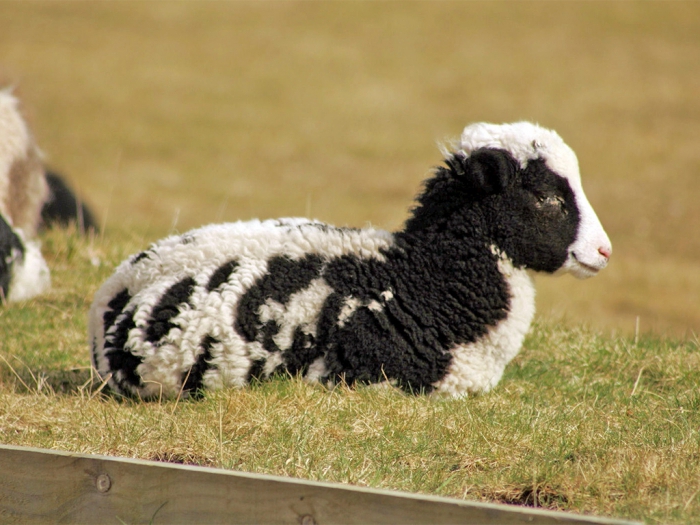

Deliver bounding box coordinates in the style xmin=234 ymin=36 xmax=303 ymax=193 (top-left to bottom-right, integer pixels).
xmin=89 ymin=122 xmax=612 ymax=399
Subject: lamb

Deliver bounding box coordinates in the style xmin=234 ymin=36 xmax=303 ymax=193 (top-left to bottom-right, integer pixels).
xmin=0 ymin=89 xmax=100 ymax=302
xmin=0 ymin=89 xmax=50 ymax=302
xmin=89 ymin=121 xmax=612 ymax=399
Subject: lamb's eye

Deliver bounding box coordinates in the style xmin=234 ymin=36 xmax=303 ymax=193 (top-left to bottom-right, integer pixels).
xmin=535 ymin=194 xmax=567 ymax=214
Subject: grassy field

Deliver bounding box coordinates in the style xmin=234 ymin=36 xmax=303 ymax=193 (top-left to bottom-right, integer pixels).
xmin=1 ymin=2 xmax=699 ymax=523
xmin=1 ymin=228 xmax=699 ymax=524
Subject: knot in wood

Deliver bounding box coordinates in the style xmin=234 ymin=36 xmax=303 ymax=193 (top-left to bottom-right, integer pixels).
xmin=96 ymin=473 xmax=111 ymax=493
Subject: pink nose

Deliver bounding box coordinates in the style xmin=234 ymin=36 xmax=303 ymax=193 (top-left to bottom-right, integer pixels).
xmin=598 ymin=246 xmax=611 ymax=260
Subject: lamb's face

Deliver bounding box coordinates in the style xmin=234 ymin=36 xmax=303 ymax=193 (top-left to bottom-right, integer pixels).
xmin=534 ymin=135 xmax=612 ymax=279
xmin=461 ymin=122 xmax=612 ymax=279
xmin=0 ymin=211 xmax=50 ymax=303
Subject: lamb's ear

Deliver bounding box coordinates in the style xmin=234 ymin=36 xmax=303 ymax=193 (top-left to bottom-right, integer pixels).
xmin=462 ymin=148 xmax=517 ymax=194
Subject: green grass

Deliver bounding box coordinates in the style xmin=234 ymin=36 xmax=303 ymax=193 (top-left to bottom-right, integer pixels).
xmin=1 ymin=229 xmax=699 ymax=524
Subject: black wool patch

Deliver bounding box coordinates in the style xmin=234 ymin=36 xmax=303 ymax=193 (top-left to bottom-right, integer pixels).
xmin=146 ymin=277 xmax=196 ymax=343
xmin=322 ymin=254 xmax=389 ymax=299
xmin=206 ymin=259 xmax=239 ymax=292
xmin=103 ymin=289 xmax=132 ymax=333
xmin=104 ymin=308 xmax=143 ymax=390
xmin=321 ymin=218 xmax=511 ymax=392
xmin=246 ymin=358 xmax=267 ymax=382
xmin=0 ymin=213 xmax=24 ymax=299
xmin=322 ymin=292 xmax=454 ymax=393
xmin=181 ymin=335 xmax=218 ymax=395
xmin=235 ymin=254 xmax=323 ymax=347
xmin=281 ymin=327 xmax=321 ymax=377
xmin=180 ymin=234 xmax=195 ymax=245
xmin=130 ymin=251 xmax=150 ymax=265
xmin=403 ymin=150 xmax=515 ymax=235
xmin=260 ymin=320 xmax=283 ymax=353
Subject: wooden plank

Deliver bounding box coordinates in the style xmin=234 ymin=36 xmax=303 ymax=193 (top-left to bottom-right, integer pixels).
xmin=0 ymin=445 xmax=639 ymax=525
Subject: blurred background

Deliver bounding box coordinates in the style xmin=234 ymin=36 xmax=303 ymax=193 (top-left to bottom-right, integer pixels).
xmin=0 ymin=1 xmax=698 ymax=338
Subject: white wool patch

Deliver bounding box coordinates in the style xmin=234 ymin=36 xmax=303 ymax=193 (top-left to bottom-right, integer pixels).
xmin=0 ymin=89 xmax=48 ymax=238
xmin=263 ymin=351 xmax=285 ymax=378
xmin=258 ymin=277 xmax=334 ymax=351
xmin=6 ymin=237 xmax=51 ymax=303
xmin=114 ymin=219 xmax=394 ymax=293
xmin=0 ymin=91 xmax=50 ymax=303
xmin=459 ymin=121 xmax=572 ymax=171
xmin=0 ymin=90 xmax=32 ymax=220
xmin=460 ymin=121 xmax=612 ymax=280
xmin=367 ymin=300 xmax=383 ymax=312
xmin=431 ymin=257 xmax=535 ymax=397
xmin=336 ymin=289 xmax=394 ymax=327
xmin=338 ymin=297 xmax=362 ymax=328
xmin=305 ymin=356 xmax=328 ymax=383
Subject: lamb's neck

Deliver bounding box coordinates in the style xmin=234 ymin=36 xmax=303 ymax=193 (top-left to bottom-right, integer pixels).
xmin=392 ymin=226 xmax=507 ymax=297
xmin=364 ymin=229 xmax=513 ymax=365
xmin=393 ymin=225 xmax=496 ymax=276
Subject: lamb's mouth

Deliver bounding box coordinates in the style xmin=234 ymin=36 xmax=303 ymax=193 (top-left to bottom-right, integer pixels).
xmin=571 ymin=252 xmax=601 ymax=274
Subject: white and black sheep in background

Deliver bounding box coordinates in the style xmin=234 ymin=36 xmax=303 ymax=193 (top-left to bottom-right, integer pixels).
xmin=89 ymin=122 xmax=612 ymax=399
xmin=0 ymin=89 xmax=99 ymax=302
xmin=0 ymin=89 xmax=50 ymax=302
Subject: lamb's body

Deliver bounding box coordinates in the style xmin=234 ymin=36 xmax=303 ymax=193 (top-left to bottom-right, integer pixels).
xmin=90 ymin=122 xmax=612 ymax=398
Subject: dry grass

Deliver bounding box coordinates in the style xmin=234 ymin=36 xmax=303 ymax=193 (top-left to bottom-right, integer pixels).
xmin=1 ymin=2 xmax=700 ymax=523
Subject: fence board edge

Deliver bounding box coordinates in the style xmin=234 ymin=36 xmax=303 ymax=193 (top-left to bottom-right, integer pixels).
xmin=0 ymin=444 xmax=641 ymax=525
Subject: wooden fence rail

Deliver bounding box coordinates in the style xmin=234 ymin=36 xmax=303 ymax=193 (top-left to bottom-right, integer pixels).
xmin=0 ymin=445 xmax=640 ymax=525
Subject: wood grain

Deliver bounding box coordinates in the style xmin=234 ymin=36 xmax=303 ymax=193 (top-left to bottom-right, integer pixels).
xmin=0 ymin=445 xmax=640 ymax=525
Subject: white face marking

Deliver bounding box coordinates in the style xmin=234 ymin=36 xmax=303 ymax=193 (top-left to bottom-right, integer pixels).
xmin=460 ymin=122 xmax=612 ymax=279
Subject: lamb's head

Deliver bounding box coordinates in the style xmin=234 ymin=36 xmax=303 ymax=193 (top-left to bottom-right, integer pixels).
xmin=456 ymin=121 xmax=611 ymax=278
xmin=404 ymin=122 xmax=610 ymax=278
xmin=0 ymin=211 xmax=50 ymax=302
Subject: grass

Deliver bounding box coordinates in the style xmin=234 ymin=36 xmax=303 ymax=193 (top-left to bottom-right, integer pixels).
xmin=0 ymin=2 xmax=699 ymax=523
xmin=1 ymin=229 xmax=699 ymax=524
